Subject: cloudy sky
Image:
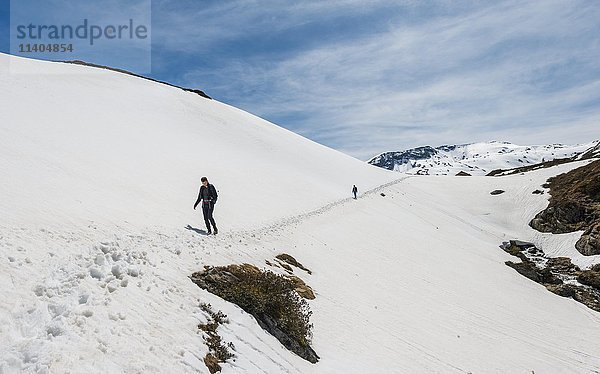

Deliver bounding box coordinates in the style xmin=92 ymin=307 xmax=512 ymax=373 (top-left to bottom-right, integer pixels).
xmin=2 ymin=0 xmax=599 ymax=160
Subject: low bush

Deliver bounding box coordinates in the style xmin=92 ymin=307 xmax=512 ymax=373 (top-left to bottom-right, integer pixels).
xmin=191 ymin=264 xmax=318 ymax=362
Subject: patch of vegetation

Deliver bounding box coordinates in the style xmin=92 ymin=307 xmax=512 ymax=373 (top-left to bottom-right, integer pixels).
xmin=198 ymin=303 xmax=235 ymax=374
xmin=191 ymin=264 xmax=319 ymax=363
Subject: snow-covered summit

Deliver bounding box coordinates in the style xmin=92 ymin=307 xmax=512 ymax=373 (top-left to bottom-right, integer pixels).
xmin=368 ymin=140 xmax=599 ymax=175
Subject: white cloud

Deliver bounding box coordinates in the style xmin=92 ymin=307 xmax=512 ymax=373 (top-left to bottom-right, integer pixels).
xmin=164 ymin=0 xmax=600 ymax=159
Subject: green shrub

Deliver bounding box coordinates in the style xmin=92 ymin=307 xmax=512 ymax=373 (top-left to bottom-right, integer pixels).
xmin=210 ymin=265 xmax=313 ymax=347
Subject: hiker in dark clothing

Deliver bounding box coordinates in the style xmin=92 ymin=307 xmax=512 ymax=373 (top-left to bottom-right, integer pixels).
xmin=352 ymin=185 xmax=358 ymax=199
xmin=193 ymin=177 xmax=218 ymax=234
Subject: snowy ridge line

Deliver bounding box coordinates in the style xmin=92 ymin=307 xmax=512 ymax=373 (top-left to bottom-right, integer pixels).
xmin=62 ymin=60 xmax=212 ymax=99
xmin=229 ymin=176 xmax=411 ymax=238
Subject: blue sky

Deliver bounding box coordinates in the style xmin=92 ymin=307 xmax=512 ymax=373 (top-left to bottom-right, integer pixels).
xmin=2 ymin=0 xmax=599 ymax=160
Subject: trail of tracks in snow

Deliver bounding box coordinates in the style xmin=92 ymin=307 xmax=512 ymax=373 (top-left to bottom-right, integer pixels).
xmin=229 ymin=176 xmax=411 ymax=239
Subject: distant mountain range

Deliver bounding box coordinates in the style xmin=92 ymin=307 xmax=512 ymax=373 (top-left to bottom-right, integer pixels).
xmin=368 ymin=141 xmax=600 ymax=176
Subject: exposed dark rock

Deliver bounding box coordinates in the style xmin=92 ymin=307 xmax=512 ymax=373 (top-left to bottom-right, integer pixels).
xmin=505 ymin=261 xmax=561 ymax=284
xmin=532 ymin=190 xmax=544 ymax=195
xmin=576 ymin=223 xmax=600 ymax=256
xmin=276 ymin=254 xmax=312 ymax=274
xmin=501 ymin=240 xmax=542 ymax=264
xmin=529 ymin=160 xmax=600 ymax=255
xmin=505 ymin=261 xmax=541 ymax=282
xmin=545 ymin=283 xmax=600 ymax=312
xmin=63 ymin=60 xmax=212 ymax=99
xmin=380 ymin=193 xmax=386 ymax=197
xmin=546 ymin=257 xmax=580 ymax=274
xmin=546 ymin=284 xmax=576 ymax=298
xmin=256 ymin=313 xmax=319 ymax=364
xmin=265 ymin=260 xmax=276 ymax=267
xmin=569 ymin=286 xmax=600 ymax=312
xmin=539 ymin=267 xmax=563 ymax=284
xmin=502 ymin=240 xmax=600 ymax=312
xmin=500 ymin=240 xmax=536 ymax=261
xmin=530 ymin=203 xmax=590 ymax=233
xmin=455 ymin=171 xmax=471 ymax=176
xmin=277 ymin=262 xmax=294 ymax=273
xmin=490 ymin=190 xmax=505 ymax=195
xmin=368 ymin=146 xmax=439 ymax=171
xmin=577 ymin=271 xmax=600 ymax=291
xmin=502 ymin=240 xmax=536 ymax=251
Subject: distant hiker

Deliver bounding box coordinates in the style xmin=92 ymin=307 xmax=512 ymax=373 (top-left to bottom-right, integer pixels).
xmin=193 ymin=177 xmax=218 ymax=235
xmin=352 ymin=185 xmax=358 ymax=199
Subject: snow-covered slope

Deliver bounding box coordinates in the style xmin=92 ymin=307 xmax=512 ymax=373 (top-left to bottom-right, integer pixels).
xmin=0 ymin=53 xmax=394 ymax=232
xmin=369 ymin=141 xmax=599 ymax=175
xmin=3 ymin=54 xmax=600 ymax=373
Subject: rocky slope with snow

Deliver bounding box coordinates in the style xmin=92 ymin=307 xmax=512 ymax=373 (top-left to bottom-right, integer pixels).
xmin=2 ymin=53 xmax=600 ymax=373
xmin=369 ymin=141 xmax=599 ymax=175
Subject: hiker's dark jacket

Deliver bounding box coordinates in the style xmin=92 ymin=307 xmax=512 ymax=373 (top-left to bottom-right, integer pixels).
xmin=194 ymin=184 xmax=218 ymax=209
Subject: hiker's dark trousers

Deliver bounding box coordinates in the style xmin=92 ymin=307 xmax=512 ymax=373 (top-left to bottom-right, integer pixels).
xmin=202 ymin=202 xmax=217 ymax=231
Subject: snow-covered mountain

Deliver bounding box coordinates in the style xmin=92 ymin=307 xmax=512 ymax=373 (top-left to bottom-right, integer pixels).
xmin=3 ymin=53 xmax=600 ymax=374
xmin=369 ymin=141 xmax=599 ymax=175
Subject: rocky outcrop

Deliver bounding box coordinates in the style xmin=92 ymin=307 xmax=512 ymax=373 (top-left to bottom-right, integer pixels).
xmin=505 ymin=261 xmax=561 ymax=284
xmin=545 ymin=284 xmax=600 ymax=311
xmin=546 ymin=257 xmax=580 ymax=274
xmin=576 ymin=223 xmax=600 ymax=255
xmin=275 ymin=254 xmax=312 ymax=274
xmin=455 ymin=171 xmax=471 ymax=176
xmin=368 ymin=146 xmax=439 ymax=171
xmin=530 ymin=202 xmax=591 ymax=233
xmin=577 ymin=270 xmax=600 ymax=290
xmin=529 ymin=160 xmax=600 ymax=255
xmin=501 ymin=240 xmax=600 ymax=312
xmin=490 ymin=190 xmax=505 ymax=195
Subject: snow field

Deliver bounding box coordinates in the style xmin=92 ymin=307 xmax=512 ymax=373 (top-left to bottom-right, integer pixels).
xmin=2 ymin=53 xmax=600 ymax=373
